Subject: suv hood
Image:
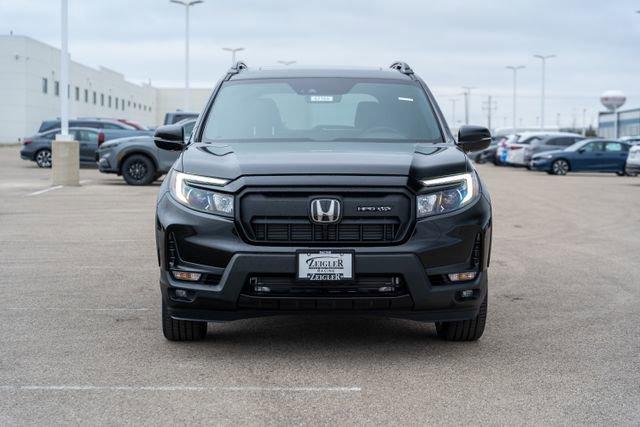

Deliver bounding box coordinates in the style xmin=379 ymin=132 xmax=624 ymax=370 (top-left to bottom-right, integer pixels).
xmin=179 ymin=141 xmax=469 ymax=181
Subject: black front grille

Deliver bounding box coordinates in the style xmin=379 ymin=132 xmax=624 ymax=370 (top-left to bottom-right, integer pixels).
xmin=251 ymin=221 xmax=398 ymax=243
xmin=239 ymin=188 xmax=412 ymax=245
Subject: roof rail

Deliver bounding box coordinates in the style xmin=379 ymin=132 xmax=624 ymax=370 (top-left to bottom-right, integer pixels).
xmin=389 ymin=61 xmax=414 ymax=75
xmin=228 ymin=61 xmax=248 ymax=75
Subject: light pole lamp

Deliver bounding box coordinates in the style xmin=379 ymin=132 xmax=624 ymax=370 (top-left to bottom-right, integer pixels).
xmin=506 ymin=65 xmax=525 ymax=131
xmin=533 ymin=54 xmax=556 ymax=130
xmin=170 ymin=0 xmax=204 ymax=111
xmin=277 ymin=60 xmax=296 ymax=66
xmin=222 ymin=47 xmax=245 ymax=65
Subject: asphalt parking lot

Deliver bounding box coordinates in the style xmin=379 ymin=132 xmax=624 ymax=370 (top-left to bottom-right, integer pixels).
xmin=1 ymin=145 xmax=639 ymax=425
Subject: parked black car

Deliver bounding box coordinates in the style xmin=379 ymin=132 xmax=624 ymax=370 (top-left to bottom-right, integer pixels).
xmin=20 ymin=127 xmax=150 ymax=168
xmin=154 ymin=62 xmax=492 ymax=342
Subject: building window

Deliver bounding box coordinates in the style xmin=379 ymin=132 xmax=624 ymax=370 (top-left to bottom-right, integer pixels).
xmin=108 ymin=95 xmax=112 ymax=108
xmin=115 ymin=98 xmax=119 ymax=109
xmin=127 ymin=100 xmax=131 ymax=107
xmin=75 ymin=86 xmax=79 ymax=101
xmin=67 ymin=84 xmax=70 ymax=99
xmin=133 ymin=102 xmax=137 ymax=109
xmin=84 ymin=89 xmax=88 ymax=103
xmin=149 ymin=106 xmax=152 ymax=112
xmin=93 ymin=91 xmax=97 ymax=105
xmin=100 ymin=93 xmax=104 ymax=106
xmin=54 ymin=81 xmax=59 ymax=96
xmin=42 ymin=77 xmax=48 ymax=94
xmin=121 ymin=101 xmax=125 ymax=111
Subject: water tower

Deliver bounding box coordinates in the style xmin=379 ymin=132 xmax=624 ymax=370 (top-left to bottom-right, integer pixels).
xmin=600 ymin=90 xmax=626 ymax=138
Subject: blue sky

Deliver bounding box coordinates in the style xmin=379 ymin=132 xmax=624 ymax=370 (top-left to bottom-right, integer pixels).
xmin=2 ymin=0 xmax=640 ymax=128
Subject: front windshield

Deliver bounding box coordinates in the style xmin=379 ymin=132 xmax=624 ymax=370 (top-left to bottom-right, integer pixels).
xmin=202 ymin=78 xmax=442 ymax=143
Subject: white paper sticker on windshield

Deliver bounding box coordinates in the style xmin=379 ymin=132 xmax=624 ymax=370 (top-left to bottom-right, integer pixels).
xmin=309 ymin=95 xmax=335 ymax=102
xmin=398 ymin=97 xmax=414 ymax=102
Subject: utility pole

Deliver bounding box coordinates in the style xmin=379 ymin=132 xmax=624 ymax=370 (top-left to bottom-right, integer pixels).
xmin=481 ymin=95 xmax=497 ymax=130
xmin=582 ymin=108 xmax=587 ymax=136
xmin=462 ymin=86 xmax=475 ymax=125
xmin=170 ymin=0 xmax=204 ymax=111
xmin=222 ymin=47 xmax=245 ymax=65
xmin=506 ymin=65 xmax=525 ymax=131
xmin=449 ymin=99 xmax=458 ymax=125
xmin=533 ymin=54 xmax=556 ymax=130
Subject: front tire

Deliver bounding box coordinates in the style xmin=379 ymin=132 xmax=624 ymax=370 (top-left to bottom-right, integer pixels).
xmin=35 ymin=149 xmax=52 ymax=168
xmin=436 ymin=295 xmax=487 ymax=341
xmin=551 ymin=159 xmax=570 ymax=175
xmin=121 ymin=154 xmax=156 ymax=185
xmin=162 ymin=301 xmax=207 ymax=341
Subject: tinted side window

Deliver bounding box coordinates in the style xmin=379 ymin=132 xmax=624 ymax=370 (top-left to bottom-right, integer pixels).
xmin=102 ymin=123 xmax=123 ymax=130
xmin=75 ymin=130 xmax=98 ymax=142
xmin=583 ymin=142 xmax=604 ymax=152
xmin=555 ymin=137 xmax=576 ymax=147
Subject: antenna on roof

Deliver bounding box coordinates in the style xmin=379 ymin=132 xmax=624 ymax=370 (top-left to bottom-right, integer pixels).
xmin=228 ymin=61 xmax=248 ymax=75
xmin=389 ymin=61 xmax=413 ymax=75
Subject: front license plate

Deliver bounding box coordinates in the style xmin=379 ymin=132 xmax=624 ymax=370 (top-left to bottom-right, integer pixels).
xmin=297 ymin=251 xmax=353 ymax=281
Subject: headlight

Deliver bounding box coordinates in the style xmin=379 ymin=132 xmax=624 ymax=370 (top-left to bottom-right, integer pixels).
xmin=169 ymin=170 xmax=234 ymax=217
xmin=417 ymin=172 xmax=479 ymax=218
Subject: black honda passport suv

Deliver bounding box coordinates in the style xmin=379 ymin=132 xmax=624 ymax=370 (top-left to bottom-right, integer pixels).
xmin=153 ymin=62 xmax=492 ymax=342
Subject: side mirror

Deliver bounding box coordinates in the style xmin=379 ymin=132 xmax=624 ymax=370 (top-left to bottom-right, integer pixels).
xmin=457 ymin=125 xmax=492 ymax=153
xmin=154 ymin=125 xmax=185 ymax=151
xmin=578 ymin=148 xmax=586 ymax=154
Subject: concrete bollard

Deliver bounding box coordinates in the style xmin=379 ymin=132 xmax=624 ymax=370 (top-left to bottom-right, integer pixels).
xmin=52 ymin=137 xmax=80 ymax=186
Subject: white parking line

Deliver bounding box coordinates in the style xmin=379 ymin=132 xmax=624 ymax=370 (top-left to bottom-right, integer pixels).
xmin=26 ymin=185 xmax=62 ymax=196
xmin=0 ymin=385 xmax=361 ymax=393
xmin=4 ymin=307 xmax=151 ymax=312
xmin=25 ymin=180 xmax=91 ymax=197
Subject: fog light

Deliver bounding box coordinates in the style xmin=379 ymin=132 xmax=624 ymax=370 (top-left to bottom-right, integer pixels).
xmin=172 ymin=271 xmax=202 ymax=281
xmin=448 ymin=272 xmax=477 ymax=282
xmin=254 ymin=286 xmax=271 ymax=293
xmin=460 ymin=289 xmax=474 ymax=298
xmin=175 ymin=289 xmax=188 ymax=298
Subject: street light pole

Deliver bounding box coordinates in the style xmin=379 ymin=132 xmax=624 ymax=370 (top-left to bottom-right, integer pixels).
xmin=461 ymin=86 xmax=476 ymax=125
xmin=506 ymin=65 xmax=525 ymax=131
xmin=60 ymin=0 xmax=69 ymax=138
xmin=52 ymin=0 xmax=79 ymax=186
xmin=533 ymin=54 xmax=555 ymax=130
xmin=222 ymin=47 xmax=245 ymax=65
xmin=277 ymin=60 xmax=296 ymax=66
xmin=170 ymin=0 xmax=203 ymax=111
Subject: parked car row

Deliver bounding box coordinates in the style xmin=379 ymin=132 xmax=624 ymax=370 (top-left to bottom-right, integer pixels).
xmin=471 ymin=131 xmax=639 ymax=176
xmin=20 ymin=127 xmax=151 ymax=168
xmin=20 ymin=112 xmax=196 ymax=183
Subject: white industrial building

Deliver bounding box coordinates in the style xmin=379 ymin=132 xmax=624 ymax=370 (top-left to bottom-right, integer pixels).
xmin=0 ymin=35 xmax=212 ymax=143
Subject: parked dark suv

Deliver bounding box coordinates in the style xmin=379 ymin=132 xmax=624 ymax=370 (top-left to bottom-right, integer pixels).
xmin=153 ymin=62 xmax=493 ymax=342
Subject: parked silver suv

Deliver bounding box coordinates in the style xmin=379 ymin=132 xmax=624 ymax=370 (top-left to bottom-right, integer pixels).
xmin=97 ymin=118 xmax=196 ymax=185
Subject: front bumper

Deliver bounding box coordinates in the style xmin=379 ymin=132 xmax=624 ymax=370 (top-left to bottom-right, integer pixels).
xmin=529 ymin=158 xmax=552 ymax=171
xmin=97 ymin=151 xmax=118 ymax=173
xmin=625 ymin=161 xmax=640 ymax=175
xmin=157 ymin=188 xmax=492 ymax=323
